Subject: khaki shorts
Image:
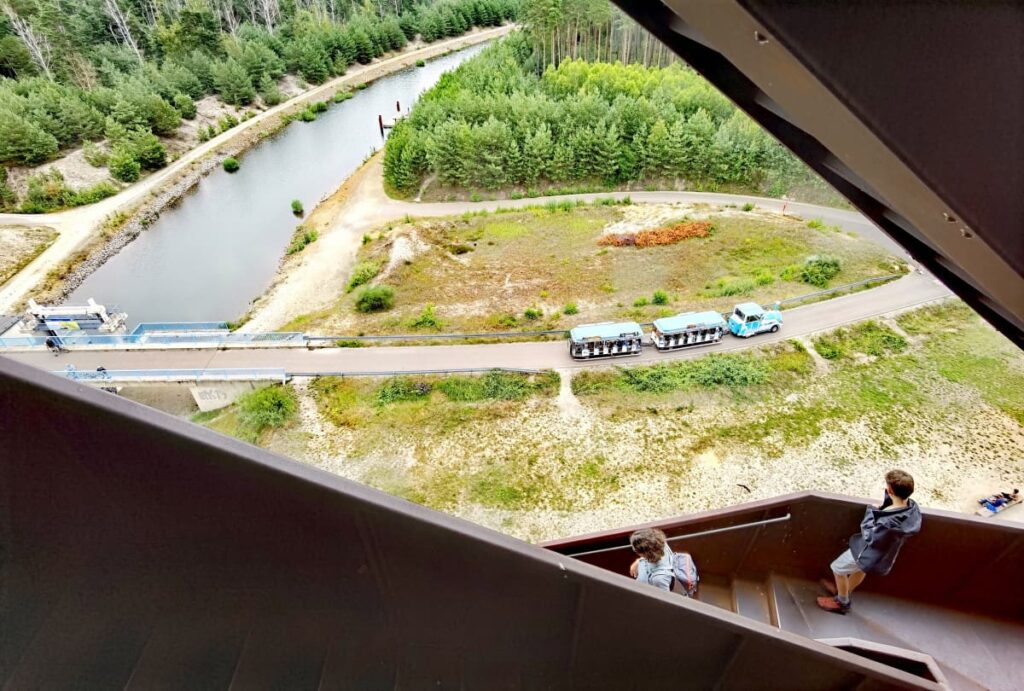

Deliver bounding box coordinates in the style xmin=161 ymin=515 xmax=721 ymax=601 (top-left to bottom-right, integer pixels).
xmin=831 ymin=549 xmax=863 ymax=576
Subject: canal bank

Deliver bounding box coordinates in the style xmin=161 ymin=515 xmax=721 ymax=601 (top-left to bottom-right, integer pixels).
xmin=0 ymin=24 xmax=515 ymax=316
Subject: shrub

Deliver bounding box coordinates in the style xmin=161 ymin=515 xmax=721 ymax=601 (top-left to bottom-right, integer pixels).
xmin=355 ymin=285 xmax=395 ymax=312
xmin=562 ymin=302 xmax=579 ymax=315
xmin=617 ymin=354 xmax=770 ymax=393
xmin=598 ymin=221 xmax=713 ymax=247
xmin=415 ymin=59 xmax=426 ymax=67
xmin=652 ymin=290 xmax=669 ymax=305
xmin=218 ymin=114 xmax=240 ymax=132
xmin=742 ymin=202 xmax=755 ymax=212
xmin=73 ymin=181 xmax=117 ymax=205
xmin=779 ymin=263 xmax=802 ymax=281
xmin=83 ymin=141 xmax=109 ymax=167
xmin=708 ymin=277 xmax=755 ymax=297
xmin=409 ymin=304 xmax=443 ymax=329
xmin=807 ymin=218 xmax=825 ymax=230
xmin=311 ymin=100 xmax=329 ymax=113
xmin=291 ymin=199 xmax=304 ymax=215
xmin=492 ymin=313 xmax=519 ymax=328
xmin=286 ymin=226 xmax=318 ymax=254
xmin=238 ymin=385 xmax=297 ymax=432
xmin=19 ymin=169 xmax=75 ymax=212
xmin=333 ymin=90 xmax=354 ymax=103
xmin=173 ymin=93 xmax=197 ymax=119
xmin=754 ymin=269 xmax=774 ymax=286
xmin=108 ymin=148 xmax=141 ymax=182
xmin=800 ymin=256 xmax=842 ymax=287
xmin=259 ymin=77 xmax=284 ymax=106
xmin=347 ymin=261 xmax=380 ymax=291
xmin=377 ymin=377 xmax=431 ymax=404
xmin=813 ymin=336 xmax=845 ymax=360
xmin=222 ymin=157 xmax=240 ymax=173
xmin=524 ymin=307 xmax=543 ymax=320
xmin=438 ymin=370 xmax=557 ymax=402
xmin=633 ymin=297 xmax=649 ymax=308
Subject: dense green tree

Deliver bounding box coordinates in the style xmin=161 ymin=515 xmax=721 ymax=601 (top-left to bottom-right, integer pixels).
xmin=0 ymin=0 xmax=515 ymax=180
xmin=286 ymin=39 xmax=330 ymax=84
xmin=172 ymin=92 xmax=196 ymax=118
xmin=521 ymin=122 xmax=554 ymax=184
xmin=239 ymin=41 xmax=285 ymax=85
xmin=108 ymin=145 xmax=140 ymax=181
xmin=0 ymin=109 xmax=59 ymax=164
xmin=643 ymin=119 xmax=672 ymax=180
xmin=212 ymin=58 xmax=255 ymax=105
xmin=680 ymin=108 xmax=716 ymax=180
xmin=161 ymin=62 xmax=205 ymax=99
xmin=156 ymin=0 xmax=222 ymax=58
xmin=125 ymin=128 xmax=166 ymax=169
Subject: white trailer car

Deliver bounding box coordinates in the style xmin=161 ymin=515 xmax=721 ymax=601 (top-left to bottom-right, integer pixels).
xmin=651 ymin=311 xmax=727 ymax=351
xmin=569 ymin=321 xmax=644 ymax=360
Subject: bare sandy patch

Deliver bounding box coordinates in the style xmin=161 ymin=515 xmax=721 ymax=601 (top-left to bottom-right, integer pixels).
xmin=6 ymin=149 xmax=114 ymax=197
xmin=0 ymin=225 xmax=58 ymax=286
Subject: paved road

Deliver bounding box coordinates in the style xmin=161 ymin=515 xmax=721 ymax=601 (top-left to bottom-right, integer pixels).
xmin=6 ymin=272 xmax=950 ymax=375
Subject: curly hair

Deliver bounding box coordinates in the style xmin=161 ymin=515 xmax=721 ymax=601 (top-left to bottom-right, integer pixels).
xmin=630 ymin=528 xmax=667 ymax=563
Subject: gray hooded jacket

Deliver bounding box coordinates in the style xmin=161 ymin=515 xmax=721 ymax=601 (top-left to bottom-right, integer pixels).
xmin=849 ymin=496 xmax=922 ymax=575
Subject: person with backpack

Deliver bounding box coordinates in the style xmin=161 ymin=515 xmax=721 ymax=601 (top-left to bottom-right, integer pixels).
xmin=628 ymin=528 xmax=699 ymax=596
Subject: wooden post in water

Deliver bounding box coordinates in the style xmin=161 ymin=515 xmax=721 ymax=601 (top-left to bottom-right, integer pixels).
xmin=378 ymin=114 xmax=384 ymax=137
xmin=396 ymin=100 xmax=401 ymax=112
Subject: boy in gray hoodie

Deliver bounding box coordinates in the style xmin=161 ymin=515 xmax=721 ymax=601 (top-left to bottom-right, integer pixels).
xmin=817 ymin=469 xmax=922 ymax=614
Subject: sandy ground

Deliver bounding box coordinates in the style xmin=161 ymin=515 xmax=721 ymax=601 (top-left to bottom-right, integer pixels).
xmin=0 ymin=225 xmax=57 ymax=286
xmin=6 ymin=149 xmax=114 ymax=197
xmin=242 ymin=156 xmax=407 ymax=332
xmin=0 ymin=24 xmax=517 ymax=314
xmin=172 ymin=97 xmax=261 ymax=154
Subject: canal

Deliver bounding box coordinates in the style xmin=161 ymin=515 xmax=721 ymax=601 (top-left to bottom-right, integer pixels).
xmin=69 ymin=43 xmax=488 ymax=327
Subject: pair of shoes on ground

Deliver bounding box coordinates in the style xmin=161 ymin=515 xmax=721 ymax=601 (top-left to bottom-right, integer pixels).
xmin=816 ymin=578 xmax=849 ymax=614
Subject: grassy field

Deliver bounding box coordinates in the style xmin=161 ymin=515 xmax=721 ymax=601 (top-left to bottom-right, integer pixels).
xmin=286 ymin=201 xmax=904 ymax=335
xmin=196 ymin=301 xmax=1024 ymax=541
xmin=0 ymin=225 xmax=57 ymax=286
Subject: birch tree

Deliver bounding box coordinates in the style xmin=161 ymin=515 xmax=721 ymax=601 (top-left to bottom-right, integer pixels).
xmin=103 ymin=0 xmax=144 ymax=62
xmin=1 ymin=2 xmax=53 ymax=79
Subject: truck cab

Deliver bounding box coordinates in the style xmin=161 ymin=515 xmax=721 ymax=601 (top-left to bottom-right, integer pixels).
xmin=728 ymin=302 xmax=782 ymax=338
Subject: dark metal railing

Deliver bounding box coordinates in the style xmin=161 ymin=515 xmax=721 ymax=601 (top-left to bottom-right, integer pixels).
xmin=567 ymin=513 xmax=792 ymax=557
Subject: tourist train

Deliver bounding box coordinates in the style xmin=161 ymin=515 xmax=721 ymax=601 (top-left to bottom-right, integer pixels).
xmin=569 ymin=302 xmax=782 ymax=359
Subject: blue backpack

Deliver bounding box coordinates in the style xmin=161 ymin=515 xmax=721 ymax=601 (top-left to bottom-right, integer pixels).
xmin=672 ymin=551 xmax=699 ymax=597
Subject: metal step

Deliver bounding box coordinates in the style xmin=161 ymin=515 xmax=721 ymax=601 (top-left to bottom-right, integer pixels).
xmin=695 ymin=577 xmax=733 ymax=612
xmin=731 ymin=578 xmax=775 ymax=627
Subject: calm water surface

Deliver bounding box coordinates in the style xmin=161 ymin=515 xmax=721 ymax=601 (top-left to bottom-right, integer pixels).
xmin=69 ymin=44 xmax=487 ymax=327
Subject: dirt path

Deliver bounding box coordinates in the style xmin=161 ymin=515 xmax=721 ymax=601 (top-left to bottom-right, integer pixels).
xmin=0 ymin=24 xmax=515 ymax=315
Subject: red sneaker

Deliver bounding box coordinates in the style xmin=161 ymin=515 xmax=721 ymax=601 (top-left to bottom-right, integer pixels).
xmin=819 ymin=578 xmax=838 ymax=596
xmin=816 ymin=596 xmax=850 ymax=614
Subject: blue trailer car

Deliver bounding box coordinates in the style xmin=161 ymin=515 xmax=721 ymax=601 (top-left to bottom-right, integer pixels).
xmin=652 ymin=311 xmax=727 ymax=350
xmin=569 ymin=321 xmax=644 ymax=359
xmin=728 ymin=302 xmax=782 ymax=338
